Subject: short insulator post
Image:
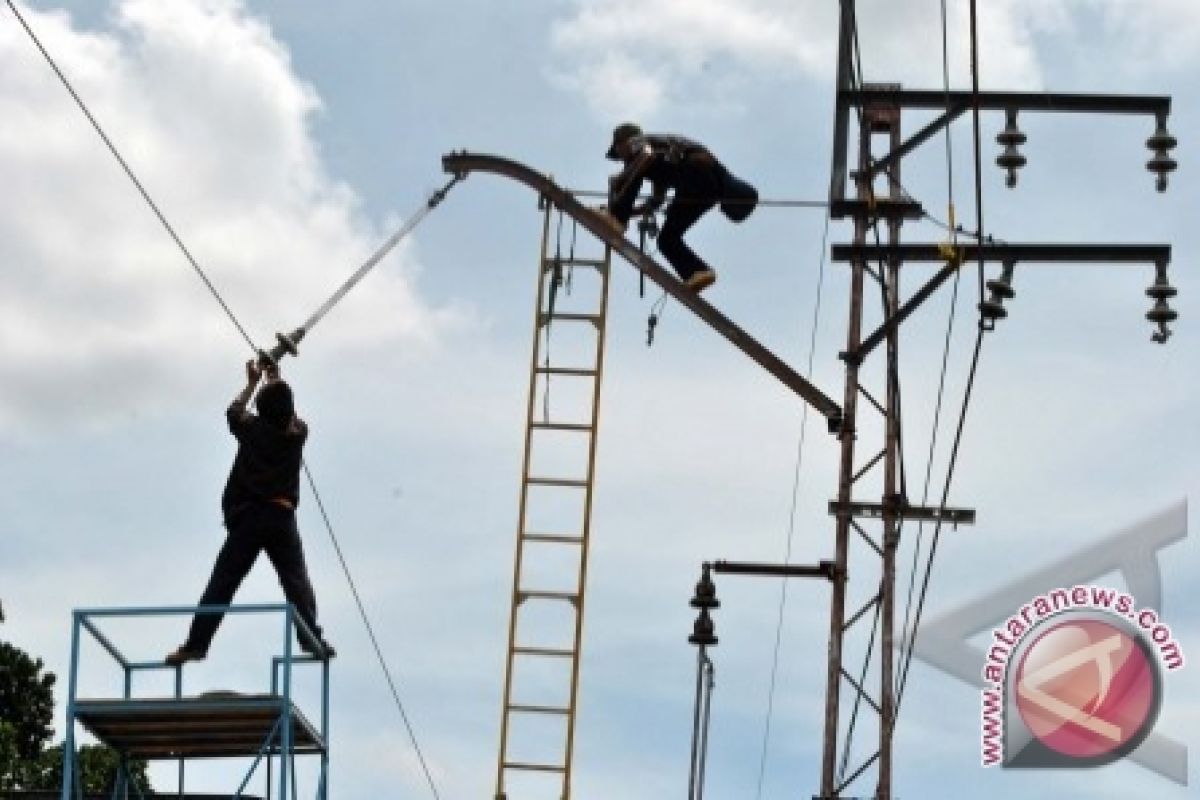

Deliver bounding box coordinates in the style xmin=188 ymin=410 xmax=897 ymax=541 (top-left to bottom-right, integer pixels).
xmin=995 ymin=109 xmax=1027 ymax=189
xmin=979 ymin=259 xmax=1017 ymax=326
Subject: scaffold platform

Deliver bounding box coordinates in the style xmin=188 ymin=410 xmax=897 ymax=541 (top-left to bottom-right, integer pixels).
xmin=74 ymin=695 xmax=324 ymax=760
xmin=61 ymin=604 xmax=329 ymax=800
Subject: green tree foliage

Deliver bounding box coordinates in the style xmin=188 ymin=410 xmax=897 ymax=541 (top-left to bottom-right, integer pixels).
xmin=1 ymin=620 xmax=150 ymax=794
xmin=32 ymin=743 xmax=151 ymax=793
xmin=0 ymin=639 xmax=55 ymax=789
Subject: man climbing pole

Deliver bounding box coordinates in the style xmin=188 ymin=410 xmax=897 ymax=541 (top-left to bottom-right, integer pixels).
xmin=599 ymin=122 xmax=758 ymax=292
xmin=166 ymin=359 xmax=333 ymax=665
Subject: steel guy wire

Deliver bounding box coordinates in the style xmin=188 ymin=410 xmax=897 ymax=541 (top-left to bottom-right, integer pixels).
xmin=303 ymin=463 xmax=442 ymax=800
xmin=897 ymin=0 xmax=992 ymax=710
xmin=6 ymin=0 xmax=256 ymax=353
xmin=894 ymin=328 xmax=985 ymax=711
xmin=9 ymin=5 xmax=445 ymax=795
xmin=753 ymin=210 xmax=832 ymax=800
xmin=895 ymin=0 xmax=970 ymax=699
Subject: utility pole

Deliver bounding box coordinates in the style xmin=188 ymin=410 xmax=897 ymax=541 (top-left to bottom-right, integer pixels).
xmin=817 ymin=3 xmax=1178 ymax=799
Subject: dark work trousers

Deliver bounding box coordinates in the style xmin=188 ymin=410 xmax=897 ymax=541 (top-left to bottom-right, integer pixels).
xmin=658 ymin=160 xmax=726 ymax=281
xmin=184 ymin=503 xmax=321 ymax=653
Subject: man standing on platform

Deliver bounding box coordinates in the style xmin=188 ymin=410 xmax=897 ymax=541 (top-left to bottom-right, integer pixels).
xmin=166 ymin=359 xmax=333 ymax=665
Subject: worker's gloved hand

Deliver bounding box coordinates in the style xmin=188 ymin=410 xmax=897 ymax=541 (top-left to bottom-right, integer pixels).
xmin=593 ymin=206 xmax=627 ymax=236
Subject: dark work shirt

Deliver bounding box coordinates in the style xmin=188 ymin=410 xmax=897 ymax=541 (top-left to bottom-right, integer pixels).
xmin=608 ymin=133 xmax=716 ymax=222
xmin=221 ymin=400 xmax=308 ymax=520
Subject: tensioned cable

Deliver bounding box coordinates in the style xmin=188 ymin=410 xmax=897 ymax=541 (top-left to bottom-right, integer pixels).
xmin=895 ymin=282 xmax=961 ymax=690
xmin=752 ymin=212 xmax=831 ymax=800
xmin=565 ymin=187 xmax=828 ymax=208
xmin=894 ymin=328 xmax=984 ymax=708
xmin=9 ymin=4 xmax=444 ymax=795
xmin=967 ymin=0 xmax=987 ymax=298
xmin=302 ymin=463 xmax=442 ymax=800
xmin=6 ymin=0 xmax=256 ymax=352
xmin=939 ymin=0 xmax=957 ymax=229
xmin=895 ymin=0 xmax=991 ymax=710
xmin=895 ymin=0 xmax=965 ymax=697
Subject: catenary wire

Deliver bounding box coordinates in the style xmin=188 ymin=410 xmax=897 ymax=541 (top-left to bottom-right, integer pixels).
xmin=896 ymin=0 xmax=991 ymax=711
xmin=895 ymin=328 xmax=984 ymax=708
xmin=753 ymin=212 xmax=831 ymax=800
xmin=8 ymin=4 xmax=444 ymax=795
xmin=565 ymin=187 xmax=829 ymax=208
xmin=303 ymin=463 xmax=442 ymax=800
xmin=894 ymin=0 xmax=966 ymax=699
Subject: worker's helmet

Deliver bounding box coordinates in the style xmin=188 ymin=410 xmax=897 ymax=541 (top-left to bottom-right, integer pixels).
xmin=606 ymin=122 xmax=643 ymax=160
xmin=256 ymin=381 xmax=295 ymax=429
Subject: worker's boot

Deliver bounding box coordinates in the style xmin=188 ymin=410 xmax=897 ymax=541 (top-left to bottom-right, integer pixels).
xmin=164 ymin=645 xmax=206 ymax=667
xmin=685 ymin=268 xmax=717 ymax=292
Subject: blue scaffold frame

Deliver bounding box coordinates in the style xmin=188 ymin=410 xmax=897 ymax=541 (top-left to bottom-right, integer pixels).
xmin=60 ymin=603 xmax=330 ymax=800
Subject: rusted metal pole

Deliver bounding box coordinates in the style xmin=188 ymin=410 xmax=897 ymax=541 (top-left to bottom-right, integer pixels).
xmin=820 ymin=86 xmax=870 ymax=800
xmin=878 ymin=102 xmax=903 ymax=800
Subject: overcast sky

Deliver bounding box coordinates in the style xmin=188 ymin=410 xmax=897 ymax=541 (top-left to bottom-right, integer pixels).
xmin=1 ymin=1 xmax=1197 ymax=798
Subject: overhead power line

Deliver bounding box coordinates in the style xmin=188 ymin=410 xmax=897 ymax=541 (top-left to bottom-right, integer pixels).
xmin=6 ymin=0 xmax=257 ymax=352
xmin=753 ymin=211 xmax=832 ymax=800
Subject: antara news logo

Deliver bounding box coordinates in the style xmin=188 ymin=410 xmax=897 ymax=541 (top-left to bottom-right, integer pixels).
xmin=980 ymin=585 xmax=1185 ymax=769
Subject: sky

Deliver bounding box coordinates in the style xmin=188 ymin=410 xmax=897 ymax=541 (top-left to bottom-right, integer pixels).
xmin=1 ymin=1 xmax=1197 ymax=798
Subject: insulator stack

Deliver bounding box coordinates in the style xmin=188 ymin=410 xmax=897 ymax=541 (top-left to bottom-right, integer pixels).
xmin=979 ymin=259 xmax=1017 ymax=324
xmin=1145 ymin=261 xmax=1178 ymax=343
xmin=690 ymin=564 xmax=719 ymax=610
xmin=1146 ymin=114 xmax=1177 ymax=193
xmin=688 ymin=564 xmax=719 ymax=646
xmin=995 ymin=110 xmax=1027 ymax=188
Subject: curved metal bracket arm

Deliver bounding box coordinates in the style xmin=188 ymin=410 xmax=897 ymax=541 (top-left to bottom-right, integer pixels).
xmin=442 ymin=151 xmax=844 ymax=428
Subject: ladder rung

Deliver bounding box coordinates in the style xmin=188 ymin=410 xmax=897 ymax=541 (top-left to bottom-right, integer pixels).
xmin=544 ymin=257 xmax=606 ymax=269
xmin=530 ymin=421 xmax=593 ymax=432
xmin=517 ymin=590 xmax=579 ymax=603
xmin=513 ymin=646 xmax=575 ymax=658
xmin=503 ymin=761 xmax=566 ymax=773
xmin=508 ymin=703 xmax=570 ymax=715
xmin=534 ymin=366 xmax=596 ymax=377
xmin=539 ymin=312 xmax=602 ymax=324
xmin=522 ymin=533 xmax=584 ymax=544
xmin=526 ymin=476 xmax=587 ymax=488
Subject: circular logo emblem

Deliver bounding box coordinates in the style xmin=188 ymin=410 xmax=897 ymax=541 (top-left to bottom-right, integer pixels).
xmin=1014 ymin=618 xmax=1159 ymax=761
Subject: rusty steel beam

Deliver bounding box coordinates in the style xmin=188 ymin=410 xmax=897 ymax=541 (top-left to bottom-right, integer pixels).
xmin=442 ymin=151 xmax=844 ymax=427
xmin=842 ymin=88 xmax=1171 ymax=116
xmin=832 ymin=243 xmax=1171 ymax=264
xmin=711 ymin=560 xmax=837 ymax=580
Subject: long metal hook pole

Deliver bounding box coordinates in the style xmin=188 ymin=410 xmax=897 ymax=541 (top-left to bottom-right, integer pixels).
xmin=302 ymin=175 xmax=463 ymax=333
xmin=260 ymin=175 xmax=463 ymax=364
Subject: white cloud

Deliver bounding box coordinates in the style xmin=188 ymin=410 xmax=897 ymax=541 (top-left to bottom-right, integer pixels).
xmin=549 ymin=0 xmax=836 ymax=119
xmin=549 ymin=0 xmax=1200 ymax=119
xmin=1092 ymin=0 xmax=1200 ymax=72
xmin=0 ymin=0 xmax=463 ymax=434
